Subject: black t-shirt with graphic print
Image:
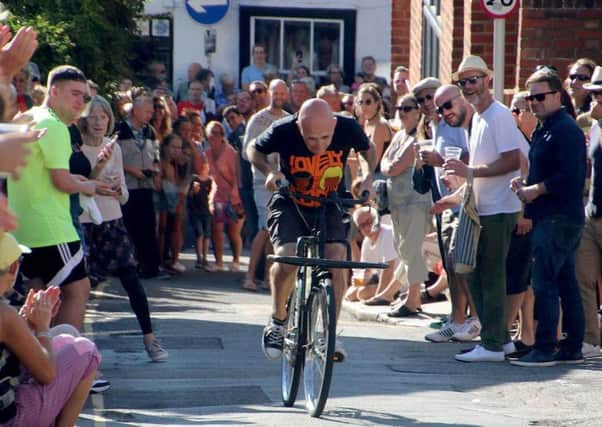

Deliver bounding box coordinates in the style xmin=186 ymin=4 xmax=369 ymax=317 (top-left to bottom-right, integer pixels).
xmin=254 ymin=113 xmax=370 ymax=208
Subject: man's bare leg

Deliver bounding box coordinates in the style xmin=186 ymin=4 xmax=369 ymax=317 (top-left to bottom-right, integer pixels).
xmin=270 ymin=243 xmax=297 ymax=321
xmin=53 ymin=278 xmax=91 ymax=332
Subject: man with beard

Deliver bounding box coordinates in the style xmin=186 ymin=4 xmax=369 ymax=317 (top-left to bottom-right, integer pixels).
xmin=242 ymin=80 xmax=290 ymax=292
xmin=434 ymin=56 xmax=523 ymax=362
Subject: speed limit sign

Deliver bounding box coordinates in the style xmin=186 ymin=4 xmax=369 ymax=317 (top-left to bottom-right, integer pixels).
xmin=480 ymin=0 xmax=520 ymax=19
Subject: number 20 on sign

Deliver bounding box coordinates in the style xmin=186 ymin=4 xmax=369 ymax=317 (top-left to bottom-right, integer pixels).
xmin=480 ymin=0 xmax=520 ymax=19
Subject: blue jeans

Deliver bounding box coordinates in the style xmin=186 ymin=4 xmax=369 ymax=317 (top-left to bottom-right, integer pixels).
xmin=531 ymin=215 xmax=584 ymax=354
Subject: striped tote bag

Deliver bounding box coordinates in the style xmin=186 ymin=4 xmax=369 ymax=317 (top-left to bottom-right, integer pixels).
xmin=450 ymin=174 xmax=481 ymax=274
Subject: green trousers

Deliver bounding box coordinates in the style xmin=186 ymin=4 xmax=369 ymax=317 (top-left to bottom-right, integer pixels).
xmin=469 ymin=213 xmax=518 ymax=351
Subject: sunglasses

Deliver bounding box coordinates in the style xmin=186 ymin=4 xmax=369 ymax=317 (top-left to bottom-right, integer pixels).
xmin=397 ymin=105 xmax=418 ymax=113
xmin=525 ymin=90 xmax=557 ymax=102
xmin=456 ymin=75 xmax=487 ymax=87
xmin=416 ymin=94 xmax=433 ymax=104
xmin=251 ymin=88 xmax=266 ymax=94
xmin=357 ymin=99 xmax=374 ymax=106
xmin=569 ymin=74 xmax=590 ymax=82
xmin=435 ymin=96 xmax=460 ymax=115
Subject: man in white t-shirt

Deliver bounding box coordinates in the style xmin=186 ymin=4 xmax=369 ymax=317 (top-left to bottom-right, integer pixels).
xmin=345 ymin=207 xmax=399 ymax=302
xmin=434 ymin=56 xmax=522 ymax=363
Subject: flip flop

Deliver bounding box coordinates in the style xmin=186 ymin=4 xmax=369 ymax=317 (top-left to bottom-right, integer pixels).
xmin=241 ymin=278 xmax=257 ymax=292
xmin=363 ymin=297 xmax=392 ymax=306
xmin=387 ymin=305 xmax=422 ymax=318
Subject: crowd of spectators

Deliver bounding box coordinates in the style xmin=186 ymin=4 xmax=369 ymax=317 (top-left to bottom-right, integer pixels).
xmin=1 ymin=21 xmax=602 ymax=424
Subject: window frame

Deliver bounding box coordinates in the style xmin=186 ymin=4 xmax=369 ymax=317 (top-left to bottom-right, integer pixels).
xmin=239 ymin=6 xmax=356 ymax=87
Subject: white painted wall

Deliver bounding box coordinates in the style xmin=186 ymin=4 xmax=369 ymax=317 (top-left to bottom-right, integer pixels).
xmin=145 ymin=0 xmax=391 ymax=89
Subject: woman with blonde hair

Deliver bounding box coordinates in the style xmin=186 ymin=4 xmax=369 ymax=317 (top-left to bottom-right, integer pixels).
xmin=357 ymin=82 xmax=392 ymax=178
xmin=150 ymin=96 xmax=172 ymax=143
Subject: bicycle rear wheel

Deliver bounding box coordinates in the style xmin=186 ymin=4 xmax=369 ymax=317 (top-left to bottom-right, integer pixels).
xmin=303 ymin=279 xmax=336 ymax=417
xmin=281 ymin=288 xmax=303 ymax=406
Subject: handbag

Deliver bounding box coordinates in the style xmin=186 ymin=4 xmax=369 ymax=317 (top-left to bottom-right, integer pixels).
xmin=450 ymin=172 xmax=481 ymax=274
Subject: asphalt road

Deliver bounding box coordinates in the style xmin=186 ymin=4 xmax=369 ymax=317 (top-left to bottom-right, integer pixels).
xmin=79 ymin=253 xmax=602 ymax=426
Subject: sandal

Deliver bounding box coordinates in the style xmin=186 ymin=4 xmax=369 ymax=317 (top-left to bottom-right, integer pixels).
xmin=363 ymin=297 xmax=392 ymax=306
xmin=241 ymin=278 xmax=257 ymax=292
xmin=387 ymin=305 xmax=422 ymax=318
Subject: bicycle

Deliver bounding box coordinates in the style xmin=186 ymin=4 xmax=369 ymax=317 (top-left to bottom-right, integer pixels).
xmin=268 ymin=184 xmax=387 ymax=417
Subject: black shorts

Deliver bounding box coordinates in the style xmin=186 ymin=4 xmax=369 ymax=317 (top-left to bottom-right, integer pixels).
xmin=189 ymin=213 xmax=212 ymax=239
xmin=20 ymin=241 xmax=87 ymax=287
xmin=267 ymin=193 xmax=347 ymax=248
xmin=505 ymin=230 xmax=532 ymax=295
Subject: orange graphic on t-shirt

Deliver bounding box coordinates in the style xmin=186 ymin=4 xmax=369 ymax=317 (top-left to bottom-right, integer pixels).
xmin=289 ymin=150 xmax=344 ymax=207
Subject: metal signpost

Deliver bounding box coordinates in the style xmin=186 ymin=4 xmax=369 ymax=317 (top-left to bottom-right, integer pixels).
xmin=480 ymin=0 xmax=520 ymax=101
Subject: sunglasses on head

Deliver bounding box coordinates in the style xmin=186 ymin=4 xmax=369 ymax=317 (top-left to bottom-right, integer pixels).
xmin=416 ymin=94 xmax=433 ymax=104
xmin=358 ymin=99 xmax=374 ymax=106
xmin=456 ymin=75 xmax=486 ymax=87
xmin=525 ymin=90 xmax=557 ymax=102
xmin=569 ymin=73 xmax=590 ymax=82
xmin=397 ymin=105 xmax=418 ymax=113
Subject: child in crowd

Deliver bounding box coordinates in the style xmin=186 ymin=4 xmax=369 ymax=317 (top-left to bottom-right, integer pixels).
xmin=187 ymin=161 xmax=214 ymax=271
xmin=157 ymin=133 xmax=184 ymax=273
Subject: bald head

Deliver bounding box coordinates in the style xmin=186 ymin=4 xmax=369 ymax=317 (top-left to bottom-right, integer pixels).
xmin=434 ymin=84 xmax=461 ymax=102
xmin=297 ymin=99 xmax=337 ymax=155
xmin=269 ymin=79 xmax=289 ymax=110
xmin=434 ymin=84 xmax=471 ymax=128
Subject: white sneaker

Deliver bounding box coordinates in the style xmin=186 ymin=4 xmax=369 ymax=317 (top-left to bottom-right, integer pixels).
xmin=454 ymin=344 xmax=504 ymax=362
xmin=425 ymin=321 xmax=462 ymax=343
xmin=145 ymin=340 xmax=169 ymax=362
xmin=334 ymin=339 xmax=347 ymax=362
xmin=172 ymin=262 xmax=187 ymax=273
xmin=452 ymin=318 xmax=482 ymax=342
xmin=503 ymin=341 xmax=516 ymax=355
xmin=582 ymin=342 xmax=601 ymax=358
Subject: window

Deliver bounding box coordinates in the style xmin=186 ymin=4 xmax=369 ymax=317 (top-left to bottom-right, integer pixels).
xmin=240 ymin=7 xmax=356 ymax=87
xmin=422 ymin=0 xmax=441 ymax=78
xmin=251 ymin=17 xmax=343 ymax=77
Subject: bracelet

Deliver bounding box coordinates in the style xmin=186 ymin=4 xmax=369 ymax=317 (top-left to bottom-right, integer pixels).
xmin=35 ymin=330 xmax=51 ymax=339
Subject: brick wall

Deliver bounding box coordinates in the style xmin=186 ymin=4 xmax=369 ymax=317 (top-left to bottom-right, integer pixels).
xmin=408 ymin=0 xmax=424 ymax=86
xmin=390 ymin=0 xmax=411 ymax=80
xmin=439 ymin=0 xmax=464 ymax=84
xmin=516 ymin=0 xmax=602 ymax=90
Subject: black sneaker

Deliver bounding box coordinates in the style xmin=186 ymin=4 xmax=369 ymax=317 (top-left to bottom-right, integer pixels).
xmin=262 ymin=321 xmax=284 ymax=360
xmin=509 ymin=349 xmax=556 ymax=367
xmin=90 ymin=378 xmax=111 ymax=394
xmin=553 ymin=347 xmax=584 ymax=364
xmin=506 ymin=341 xmax=533 ymax=360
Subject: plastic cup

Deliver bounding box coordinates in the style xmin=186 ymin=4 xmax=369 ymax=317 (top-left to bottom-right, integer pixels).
xmin=418 ymin=139 xmax=434 ymax=151
xmin=444 ymin=146 xmax=462 ymax=160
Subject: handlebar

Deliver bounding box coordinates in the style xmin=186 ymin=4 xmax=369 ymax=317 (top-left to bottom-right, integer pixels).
xmin=275 ymin=178 xmax=369 ymax=208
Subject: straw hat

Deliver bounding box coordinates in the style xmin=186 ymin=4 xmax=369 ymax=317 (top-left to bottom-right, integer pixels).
xmin=452 ymin=55 xmax=493 ymax=81
xmin=584 ymin=66 xmax=602 ymax=91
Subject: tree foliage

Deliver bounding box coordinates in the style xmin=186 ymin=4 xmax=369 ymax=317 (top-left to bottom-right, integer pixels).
xmin=1 ymin=0 xmax=145 ymax=89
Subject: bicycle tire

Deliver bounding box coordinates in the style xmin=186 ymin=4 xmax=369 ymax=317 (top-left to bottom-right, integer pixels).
xmin=269 ymin=255 xmax=388 ymax=270
xmin=303 ymin=279 xmax=336 ymax=417
xmin=281 ymin=288 xmax=304 ymax=406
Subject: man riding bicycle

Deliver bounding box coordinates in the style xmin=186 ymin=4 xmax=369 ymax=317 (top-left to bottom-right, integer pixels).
xmin=247 ymin=99 xmax=377 ymax=362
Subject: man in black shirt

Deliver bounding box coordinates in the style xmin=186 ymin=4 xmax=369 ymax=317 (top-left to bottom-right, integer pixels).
xmin=248 ymin=99 xmax=376 ymax=362
xmin=510 ymin=68 xmax=586 ymax=367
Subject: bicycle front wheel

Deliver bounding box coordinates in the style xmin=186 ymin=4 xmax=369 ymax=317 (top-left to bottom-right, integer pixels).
xmin=303 ymin=279 xmax=336 ymax=417
xmin=281 ymin=288 xmax=303 ymax=406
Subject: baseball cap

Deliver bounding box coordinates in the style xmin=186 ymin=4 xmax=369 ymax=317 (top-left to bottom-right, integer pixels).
xmin=0 ymin=231 xmax=30 ymax=272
